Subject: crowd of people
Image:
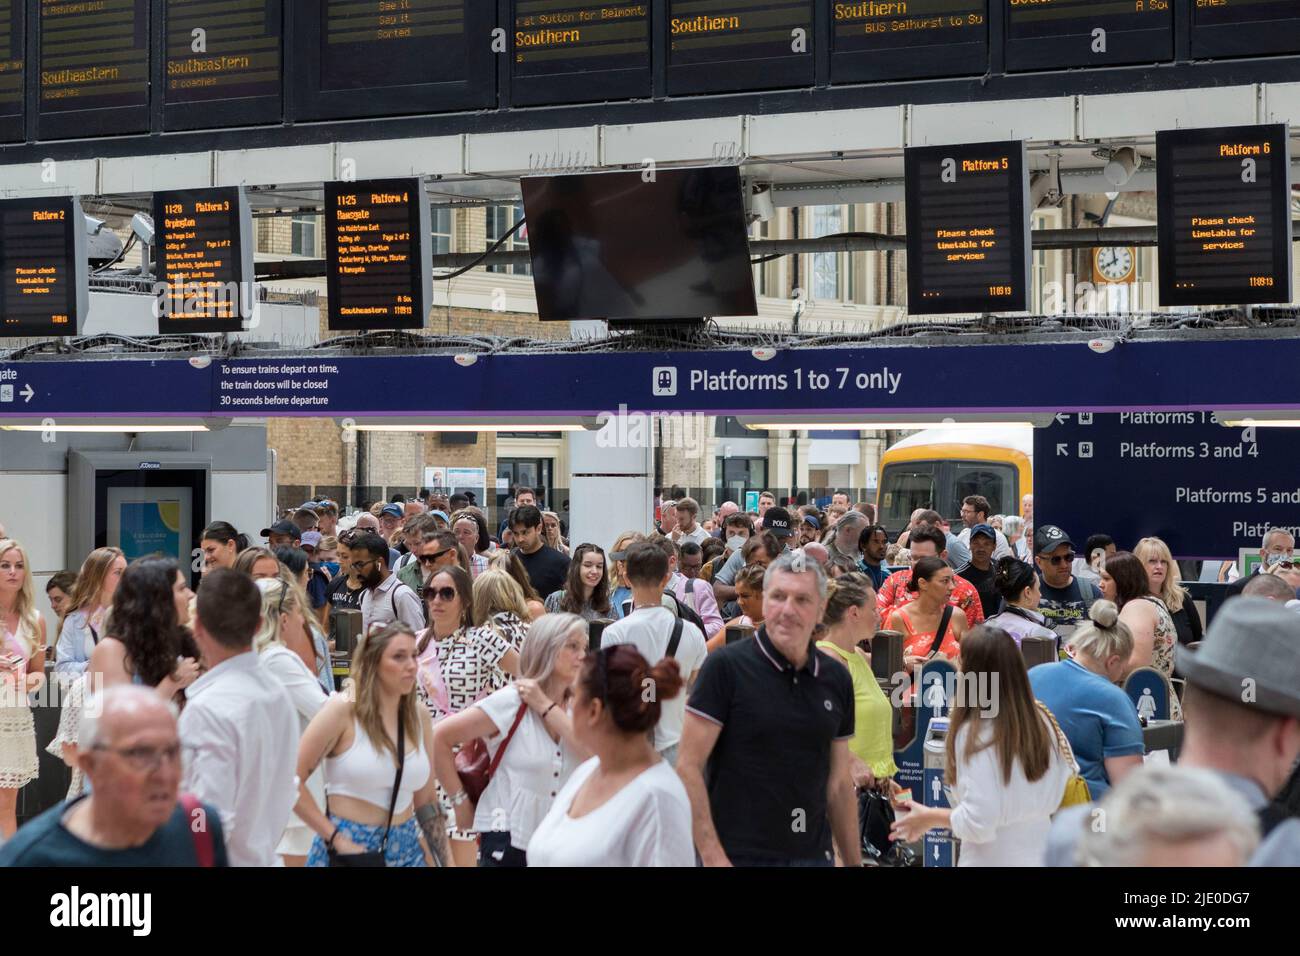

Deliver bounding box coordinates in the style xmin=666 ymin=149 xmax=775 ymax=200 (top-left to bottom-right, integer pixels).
xmin=0 ymin=486 xmax=1297 ymax=868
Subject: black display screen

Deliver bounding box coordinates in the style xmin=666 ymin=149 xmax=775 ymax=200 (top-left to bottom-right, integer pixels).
xmin=1005 ymin=0 xmax=1172 ymax=72
xmin=0 ymin=1 xmax=22 ymax=138
xmin=293 ymin=0 xmax=493 ymax=120
xmin=522 ymin=166 xmax=758 ymax=322
xmin=39 ymin=0 xmax=150 ymax=137
xmin=831 ymin=1 xmax=988 ymax=83
xmin=1156 ymin=124 xmax=1293 ymax=307
xmin=904 ymin=141 xmax=1030 ymax=314
xmin=511 ymin=0 xmax=651 ymax=105
xmin=163 ymin=0 xmax=282 ymax=129
xmin=0 ymin=197 xmax=86 ymax=337
xmin=1192 ymin=0 xmax=1300 ymax=58
xmin=666 ymin=1 xmax=814 ymax=95
xmin=154 ymin=187 xmax=255 ymax=334
xmin=325 ymin=179 xmax=431 ymax=331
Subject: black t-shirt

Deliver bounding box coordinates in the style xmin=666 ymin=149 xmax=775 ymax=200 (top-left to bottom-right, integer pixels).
xmin=961 ymin=563 xmax=1000 ymax=619
xmin=516 ymin=545 xmax=571 ymax=600
xmin=1038 ymin=575 xmax=1101 ymax=629
xmin=327 ymin=572 xmax=365 ymax=612
xmin=686 ymin=626 xmax=854 ymax=863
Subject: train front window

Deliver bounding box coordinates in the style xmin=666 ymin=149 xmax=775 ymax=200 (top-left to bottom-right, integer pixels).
xmin=880 ymin=465 xmax=935 ymax=528
xmin=948 ymin=463 xmax=1017 ymax=519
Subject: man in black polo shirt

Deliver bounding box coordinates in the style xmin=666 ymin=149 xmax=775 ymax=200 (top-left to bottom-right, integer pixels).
xmin=677 ymin=550 xmax=861 ymax=867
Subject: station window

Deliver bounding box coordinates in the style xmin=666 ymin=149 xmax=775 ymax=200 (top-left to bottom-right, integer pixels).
xmin=486 ymin=203 xmax=530 ymax=276
xmin=431 ymin=207 xmax=453 ymax=256
xmin=810 ymin=205 xmax=843 ymax=302
xmin=291 ymin=214 xmax=319 ymax=258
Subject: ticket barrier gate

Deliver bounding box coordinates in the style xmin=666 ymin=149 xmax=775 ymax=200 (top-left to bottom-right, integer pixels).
xmin=922 ymin=717 xmax=957 ymax=867
xmin=330 ymin=609 xmax=363 ymax=690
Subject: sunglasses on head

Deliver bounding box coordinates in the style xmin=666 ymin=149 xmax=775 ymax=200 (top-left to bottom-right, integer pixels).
xmin=426 ymin=586 xmax=457 ymax=603
xmin=418 ymin=549 xmax=455 ymax=565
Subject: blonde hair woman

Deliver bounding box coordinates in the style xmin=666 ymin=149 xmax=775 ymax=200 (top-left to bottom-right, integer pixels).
xmin=608 ymin=531 xmax=641 ymax=620
xmin=541 ymin=512 xmax=569 ymax=557
xmin=255 ymin=578 xmax=329 ymax=866
xmin=294 ymin=622 xmax=448 ymax=867
xmin=472 ymin=569 xmax=532 ymax=662
xmin=0 ymin=539 xmax=47 ymax=837
xmin=1133 ymin=537 xmax=1202 ymax=648
xmin=54 ymin=547 xmax=126 ymax=677
xmin=488 ymin=550 xmax=545 ymax=621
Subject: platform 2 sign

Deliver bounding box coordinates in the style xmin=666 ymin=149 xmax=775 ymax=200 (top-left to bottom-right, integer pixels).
xmin=904 ymin=140 xmax=1030 ymax=315
xmin=153 ymin=186 xmax=255 ymax=334
xmin=0 ymin=196 xmax=88 ymax=337
xmin=1034 ymin=412 xmax=1300 ymax=560
xmin=1156 ymin=124 xmax=1293 ymax=307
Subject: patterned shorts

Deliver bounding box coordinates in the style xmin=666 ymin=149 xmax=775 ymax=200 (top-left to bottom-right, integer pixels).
xmin=306 ymin=814 xmax=426 ymax=868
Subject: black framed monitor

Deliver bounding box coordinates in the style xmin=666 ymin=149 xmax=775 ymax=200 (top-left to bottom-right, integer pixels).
xmin=831 ymin=1 xmax=989 ymax=84
xmin=0 ymin=195 xmax=88 ymax=337
xmin=521 ymin=165 xmax=758 ymax=323
xmin=37 ymin=0 xmax=151 ymax=139
xmin=0 ymin=1 xmax=21 ymax=143
xmin=509 ymin=0 xmax=651 ymax=106
xmin=1156 ymin=124 xmax=1293 ymax=307
xmin=1191 ymin=0 xmax=1300 ymax=60
xmin=153 ymin=186 xmax=256 ymax=334
xmin=291 ymin=0 xmax=495 ymax=121
xmin=1003 ymin=0 xmax=1172 ymax=72
xmin=904 ymin=140 xmax=1030 ymax=315
xmin=665 ymin=0 xmax=814 ymax=95
xmin=162 ymin=0 xmax=283 ymax=130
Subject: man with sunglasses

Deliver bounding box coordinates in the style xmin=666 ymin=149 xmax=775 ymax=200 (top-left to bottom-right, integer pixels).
xmin=1034 ymin=524 xmax=1101 ymax=631
xmin=397 ymin=530 xmax=462 ymax=602
xmin=352 ymin=531 xmax=424 ymax=636
xmin=0 ymin=686 xmax=229 ymax=866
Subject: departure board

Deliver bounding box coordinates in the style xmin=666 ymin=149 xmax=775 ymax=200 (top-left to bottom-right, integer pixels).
xmin=831 ymin=1 xmax=988 ymax=83
xmin=325 ymin=179 xmax=432 ymax=331
xmin=666 ymin=1 xmax=814 ymax=95
xmin=39 ymin=0 xmax=150 ymax=137
xmin=153 ymin=187 xmax=255 ymax=334
xmin=1192 ymin=0 xmax=1300 ymax=59
xmin=0 ymin=197 xmax=88 ymax=337
xmin=510 ymin=1 xmax=651 ymax=105
xmin=163 ymin=0 xmax=282 ymax=129
xmin=0 ymin=1 xmax=22 ymax=139
xmin=1156 ymin=124 xmax=1293 ymax=307
xmin=1005 ymin=0 xmax=1172 ymax=72
xmin=904 ymin=141 xmax=1030 ymax=315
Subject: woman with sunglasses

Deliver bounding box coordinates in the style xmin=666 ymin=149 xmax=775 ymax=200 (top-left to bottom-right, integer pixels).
xmin=1100 ymin=551 xmax=1183 ymax=721
xmin=543 ymin=544 xmax=611 ymax=622
xmin=415 ymin=565 xmax=521 ymax=867
xmin=528 ymin=644 xmax=693 ymax=867
xmin=431 ymin=613 xmax=591 ymax=866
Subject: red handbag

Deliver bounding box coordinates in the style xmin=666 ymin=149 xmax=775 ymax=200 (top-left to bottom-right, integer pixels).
xmin=456 ymin=703 xmax=527 ymax=805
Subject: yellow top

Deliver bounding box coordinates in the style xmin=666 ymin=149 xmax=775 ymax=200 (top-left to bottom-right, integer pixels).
xmin=817 ymin=640 xmax=898 ymax=780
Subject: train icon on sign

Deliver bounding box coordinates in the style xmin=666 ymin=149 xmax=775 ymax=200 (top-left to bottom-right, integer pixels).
xmin=652 ymin=367 xmax=677 ymax=397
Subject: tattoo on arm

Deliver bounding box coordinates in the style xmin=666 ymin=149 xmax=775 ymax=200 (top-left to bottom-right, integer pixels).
xmin=415 ymin=802 xmax=450 ymax=867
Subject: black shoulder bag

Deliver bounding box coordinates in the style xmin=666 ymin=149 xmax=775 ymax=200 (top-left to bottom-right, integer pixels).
xmin=328 ymin=717 xmax=406 ymax=867
xmin=927 ymin=605 xmax=954 ymax=658
xmin=666 ymin=617 xmax=684 ymax=659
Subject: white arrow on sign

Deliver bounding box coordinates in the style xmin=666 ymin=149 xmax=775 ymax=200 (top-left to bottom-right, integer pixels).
xmin=20 ymin=384 xmax=33 ymax=403
xmin=1056 ymin=443 xmax=1069 ymax=457
xmin=933 ymin=845 xmax=940 ymax=861
xmin=1055 ymin=413 xmax=1069 ymax=425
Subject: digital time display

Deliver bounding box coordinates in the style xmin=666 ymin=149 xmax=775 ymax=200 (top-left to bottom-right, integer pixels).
xmin=325 ymin=179 xmax=432 ymax=331
xmin=1156 ymin=124 xmax=1293 ymax=307
xmin=831 ymin=1 xmax=988 ymax=83
xmin=511 ymin=1 xmax=650 ymax=105
xmin=0 ymin=196 xmax=88 ymax=338
xmin=39 ymin=0 xmax=150 ymax=137
xmin=666 ymin=1 xmax=814 ymax=95
xmin=904 ymin=140 xmax=1030 ymax=315
xmin=163 ymin=0 xmax=282 ymax=129
xmin=1191 ymin=0 xmax=1300 ymax=59
xmin=1005 ymin=0 xmax=1172 ymax=72
xmin=153 ymin=187 xmax=255 ymax=334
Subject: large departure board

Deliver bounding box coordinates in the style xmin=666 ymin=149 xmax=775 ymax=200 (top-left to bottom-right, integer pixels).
xmin=904 ymin=141 xmax=1030 ymax=315
xmin=666 ymin=1 xmax=814 ymax=95
xmin=38 ymin=0 xmax=150 ymax=138
xmin=1004 ymin=0 xmax=1172 ymax=72
xmin=292 ymin=0 xmax=494 ymax=120
xmin=0 ymin=2 xmax=22 ymax=142
xmin=1156 ymin=124 xmax=1293 ymax=307
xmin=510 ymin=1 xmax=651 ymax=106
xmin=831 ymin=1 xmax=988 ymax=84
xmin=0 ymin=196 xmax=88 ymax=337
xmin=153 ymin=187 xmax=255 ymax=334
xmin=1192 ymin=0 xmax=1300 ymax=59
xmin=163 ymin=0 xmax=282 ymax=130
xmin=325 ymin=179 xmax=432 ymax=331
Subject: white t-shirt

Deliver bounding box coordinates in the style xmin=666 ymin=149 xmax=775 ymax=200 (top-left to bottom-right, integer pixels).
xmin=527 ymin=757 xmax=695 ymax=867
xmin=600 ymin=606 xmax=706 ymax=751
xmin=473 ymin=685 xmax=581 ymax=850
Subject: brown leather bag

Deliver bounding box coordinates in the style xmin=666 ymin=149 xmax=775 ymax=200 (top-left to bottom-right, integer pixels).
xmin=456 ymin=702 xmax=527 ymax=805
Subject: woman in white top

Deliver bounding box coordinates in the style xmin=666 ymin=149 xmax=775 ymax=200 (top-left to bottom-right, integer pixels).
xmin=255 ymin=577 xmax=329 ymax=866
xmin=53 ymin=547 xmax=126 ymax=678
xmin=891 ymin=625 xmax=1072 ymax=866
xmin=432 ymin=612 xmax=591 ymax=866
xmin=295 ymin=622 xmax=450 ymax=867
xmin=528 ymin=644 xmax=695 ymax=867
xmin=0 ymin=539 xmax=46 ymax=839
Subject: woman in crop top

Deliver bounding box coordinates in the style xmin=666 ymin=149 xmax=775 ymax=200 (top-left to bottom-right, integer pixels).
xmin=295 ymin=622 xmax=450 ymax=867
xmin=886 ymin=557 xmax=967 ymax=666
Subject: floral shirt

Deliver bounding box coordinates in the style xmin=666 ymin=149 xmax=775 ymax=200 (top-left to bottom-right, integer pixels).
xmin=877 ymin=568 xmax=986 ymax=630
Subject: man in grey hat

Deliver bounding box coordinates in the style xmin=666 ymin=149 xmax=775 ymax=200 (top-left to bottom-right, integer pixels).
xmin=1046 ymin=596 xmax=1300 ymax=865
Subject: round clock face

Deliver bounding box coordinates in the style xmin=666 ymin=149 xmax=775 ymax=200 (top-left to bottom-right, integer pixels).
xmin=1096 ymin=247 xmax=1135 ymax=282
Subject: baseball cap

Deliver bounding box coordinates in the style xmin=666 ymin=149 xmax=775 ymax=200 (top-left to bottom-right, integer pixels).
xmin=260 ymin=519 xmax=298 ymax=539
xmin=764 ymin=506 xmax=794 ymax=539
xmin=380 ymin=503 xmax=404 ymax=519
xmin=970 ymin=523 xmax=997 ymax=543
xmin=300 ymin=531 xmax=322 ymax=551
xmin=1034 ymin=524 xmax=1074 ymax=556
xmin=430 ymin=510 xmax=450 ymax=523
xmin=802 ymin=514 xmax=821 ymax=531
